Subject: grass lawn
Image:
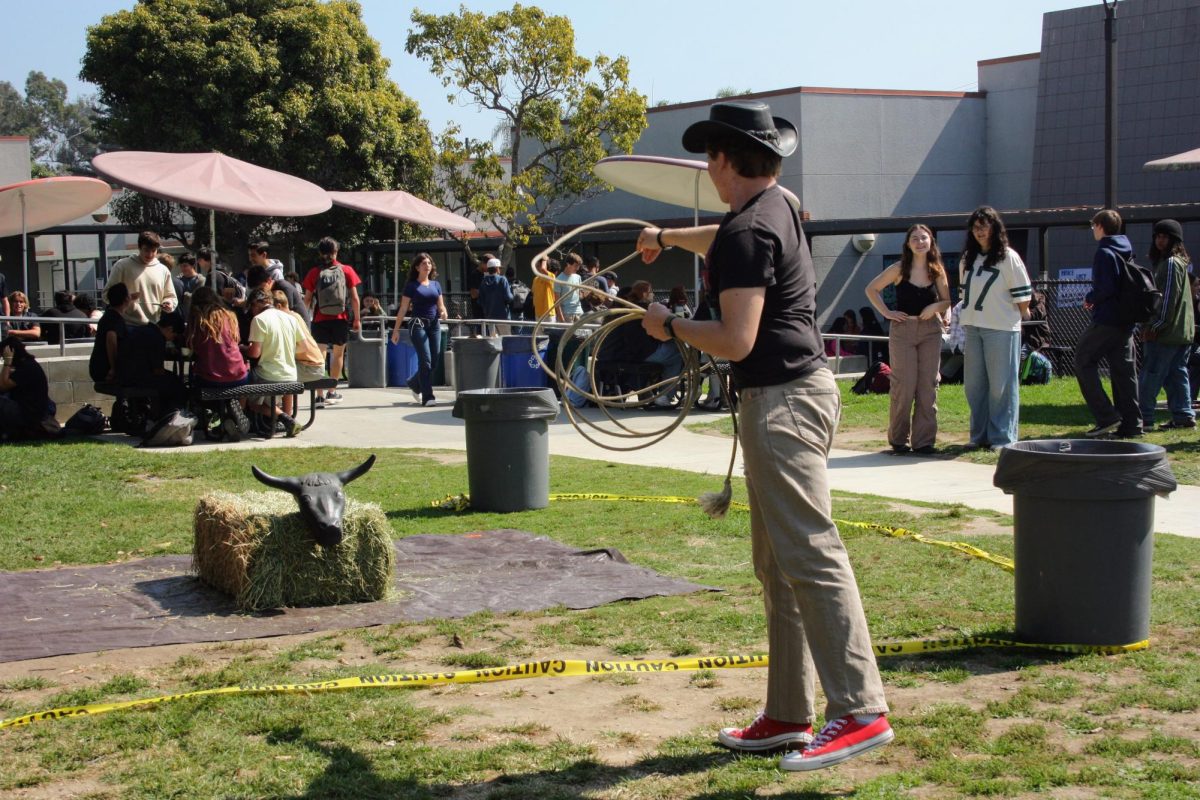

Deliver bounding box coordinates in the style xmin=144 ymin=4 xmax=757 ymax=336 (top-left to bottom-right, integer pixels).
xmin=0 ymin=443 xmax=1197 ymax=798
xmin=692 ymin=375 xmax=1200 ymax=486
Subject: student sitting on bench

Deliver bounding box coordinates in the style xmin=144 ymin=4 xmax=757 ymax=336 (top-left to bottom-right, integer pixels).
xmin=115 ymin=310 xmax=188 ymax=418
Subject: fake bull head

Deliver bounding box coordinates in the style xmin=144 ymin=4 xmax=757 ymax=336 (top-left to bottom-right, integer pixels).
xmin=251 ymin=455 xmax=376 ymax=547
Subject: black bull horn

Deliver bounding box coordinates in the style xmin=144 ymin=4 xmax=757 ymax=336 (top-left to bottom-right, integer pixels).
xmin=250 ymin=455 xmax=376 ymax=547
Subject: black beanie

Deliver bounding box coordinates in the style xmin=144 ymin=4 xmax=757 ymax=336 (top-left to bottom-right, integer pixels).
xmin=1153 ymin=219 xmax=1183 ymax=241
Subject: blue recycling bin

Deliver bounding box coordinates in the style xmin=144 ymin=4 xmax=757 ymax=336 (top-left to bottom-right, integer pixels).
xmin=500 ymin=335 xmax=549 ymax=388
xmin=386 ymin=330 xmax=418 ymax=388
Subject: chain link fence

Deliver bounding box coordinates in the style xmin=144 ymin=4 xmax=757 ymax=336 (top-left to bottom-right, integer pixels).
xmin=1033 ymin=279 xmax=1092 ymax=378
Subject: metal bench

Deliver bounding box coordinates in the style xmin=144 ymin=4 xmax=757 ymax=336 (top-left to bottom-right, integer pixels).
xmin=196 ymin=382 xmax=303 ymax=440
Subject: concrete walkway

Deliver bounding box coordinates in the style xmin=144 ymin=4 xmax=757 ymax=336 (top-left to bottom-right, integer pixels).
xmin=169 ymin=385 xmax=1198 ymax=539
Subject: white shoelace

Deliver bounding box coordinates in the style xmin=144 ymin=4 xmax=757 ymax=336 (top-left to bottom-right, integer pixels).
xmin=809 ymin=717 xmax=848 ymax=748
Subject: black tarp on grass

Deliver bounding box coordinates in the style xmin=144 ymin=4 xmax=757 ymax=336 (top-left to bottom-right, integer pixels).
xmin=1 ymin=530 xmax=716 ymax=662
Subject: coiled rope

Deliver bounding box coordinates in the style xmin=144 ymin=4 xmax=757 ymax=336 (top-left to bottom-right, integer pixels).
xmin=528 ymin=219 xmax=738 ymax=516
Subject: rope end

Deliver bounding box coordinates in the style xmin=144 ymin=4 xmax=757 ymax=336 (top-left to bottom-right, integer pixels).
xmin=697 ymin=478 xmax=733 ymax=519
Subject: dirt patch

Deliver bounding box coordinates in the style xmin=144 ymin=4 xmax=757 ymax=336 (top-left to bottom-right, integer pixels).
xmin=3 ymin=616 xmax=1196 ymax=798
xmin=419 ymin=451 xmax=468 ymax=466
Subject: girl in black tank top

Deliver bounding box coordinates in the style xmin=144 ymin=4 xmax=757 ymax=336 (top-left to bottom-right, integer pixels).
xmin=862 ymin=224 xmax=952 ymax=454
xmin=894 ymin=280 xmax=939 ymax=317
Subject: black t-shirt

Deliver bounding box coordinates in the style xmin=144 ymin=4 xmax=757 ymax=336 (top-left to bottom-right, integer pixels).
xmin=9 ymin=357 xmax=50 ymax=426
xmin=466 ymin=268 xmax=485 ymax=317
xmin=707 ymin=185 xmax=825 ymax=388
xmin=42 ymin=305 xmax=90 ymax=343
xmin=90 ymin=308 xmax=128 ymax=383
xmin=117 ymin=324 xmax=166 ymax=384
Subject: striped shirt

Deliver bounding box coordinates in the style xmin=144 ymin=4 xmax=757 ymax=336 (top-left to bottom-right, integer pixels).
xmin=959 ymin=248 xmax=1031 ymax=332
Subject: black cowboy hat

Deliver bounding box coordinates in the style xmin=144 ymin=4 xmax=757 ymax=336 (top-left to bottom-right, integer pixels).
xmin=682 ymin=100 xmax=798 ymax=158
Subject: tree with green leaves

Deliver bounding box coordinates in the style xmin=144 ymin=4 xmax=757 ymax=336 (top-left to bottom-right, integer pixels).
xmin=407 ymin=3 xmax=647 ymax=265
xmin=81 ymin=0 xmax=435 ymax=262
xmin=0 ymin=72 xmax=102 ymax=177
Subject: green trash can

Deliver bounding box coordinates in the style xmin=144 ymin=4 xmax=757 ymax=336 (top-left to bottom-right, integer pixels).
xmin=452 ymin=388 xmax=559 ymax=512
xmin=432 ymin=327 xmax=450 ymax=386
xmin=451 ymin=336 xmax=502 ymax=393
xmin=993 ymin=439 xmax=1176 ymax=646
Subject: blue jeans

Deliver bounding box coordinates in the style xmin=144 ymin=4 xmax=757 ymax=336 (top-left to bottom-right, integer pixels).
xmin=1139 ymin=340 xmax=1194 ymax=426
xmin=645 ymin=342 xmax=683 ymax=381
xmin=406 ymin=318 xmax=441 ymax=402
xmin=963 ymin=325 xmax=1020 ymax=447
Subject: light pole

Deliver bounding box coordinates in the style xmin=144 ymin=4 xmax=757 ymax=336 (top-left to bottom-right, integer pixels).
xmin=1103 ymin=0 xmax=1118 ymax=210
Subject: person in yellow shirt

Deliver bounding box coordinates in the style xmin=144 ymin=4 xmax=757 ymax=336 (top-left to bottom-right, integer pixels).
xmin=532 ymin=256 xmax=559 ymax=320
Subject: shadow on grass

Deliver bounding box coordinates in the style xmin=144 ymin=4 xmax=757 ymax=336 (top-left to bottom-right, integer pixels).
xmin=1013 ymin=402 xmax=1094 ymax=428
xmin=281 ymin=646 xmax=1082 ymax=800
xmin=289 ymin=738 xmax=818 ymax=800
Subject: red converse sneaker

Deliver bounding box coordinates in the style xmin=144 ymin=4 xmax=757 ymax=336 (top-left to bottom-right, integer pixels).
xmin=717 ymin=713 xmax=814 ymax=752
xmin=780 ymin=714 xmax=893 ymax=771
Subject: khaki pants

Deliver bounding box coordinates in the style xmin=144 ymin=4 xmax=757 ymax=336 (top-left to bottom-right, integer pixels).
xmin=739 ymin=368 xmax=889 ymax=723
xmin=887 ymin=317 xmax=943 ymax=449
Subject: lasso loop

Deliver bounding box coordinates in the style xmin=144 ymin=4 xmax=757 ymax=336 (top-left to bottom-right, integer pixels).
xmin=527 ymin=220 xmax=739 ymax=516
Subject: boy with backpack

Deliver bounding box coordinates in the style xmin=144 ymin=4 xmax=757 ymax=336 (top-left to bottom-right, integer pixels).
xmin=302 ymin=237 xmax=362 ymax=407
xmin=1075 ymin=209 xmax=1142 ymax=438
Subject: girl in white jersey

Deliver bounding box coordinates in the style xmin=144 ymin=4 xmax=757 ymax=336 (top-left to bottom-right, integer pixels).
xmin=959 ymin=206 xmax=1032 ymax=449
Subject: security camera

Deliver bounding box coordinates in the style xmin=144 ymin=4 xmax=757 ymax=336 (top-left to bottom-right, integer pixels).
xmin=91 ymin=212 xmax=110 ymax=223
xmin=852 ymin=233 xmax=876 ymax=254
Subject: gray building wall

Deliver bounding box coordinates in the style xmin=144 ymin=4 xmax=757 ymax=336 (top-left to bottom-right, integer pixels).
xmin=799 ymin=90 xmax=987 ymax=323
xmin=1032 ymin=0 xmax=1200 ymax=208
xmin=557 ymin=87 xmax=991 ymax=325
xmin=514 ymin=0 xmax=1200 ymax=320
xmin=979 ymin=54 xmax=1040 ymax=210
xmin=1031 ymin=0 xmax=1200 ymax=274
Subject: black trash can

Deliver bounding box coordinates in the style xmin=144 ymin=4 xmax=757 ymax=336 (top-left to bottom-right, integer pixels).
xmin=451 ymin=336 xmax=502 ymax=393
xmin=993 ymin=439 xmax=1176 ymax=646
xmin=452 ymin=388 xmax=560 ymax=512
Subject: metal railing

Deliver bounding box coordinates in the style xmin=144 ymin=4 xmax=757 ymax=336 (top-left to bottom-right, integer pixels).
xmin=0 ymin=315 xmax=97 ymax=357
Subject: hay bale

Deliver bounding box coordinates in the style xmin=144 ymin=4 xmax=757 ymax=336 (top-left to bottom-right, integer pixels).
xmin=193 ymin=491 xmax=394 ymax=611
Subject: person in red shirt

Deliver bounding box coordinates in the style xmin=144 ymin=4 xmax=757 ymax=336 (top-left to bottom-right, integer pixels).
xmin=302 ymin=236 xmax=361 ymax=406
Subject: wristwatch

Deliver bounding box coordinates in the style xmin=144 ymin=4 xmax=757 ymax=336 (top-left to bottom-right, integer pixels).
xmin=663 ymin=313 xmax=680 ymax=340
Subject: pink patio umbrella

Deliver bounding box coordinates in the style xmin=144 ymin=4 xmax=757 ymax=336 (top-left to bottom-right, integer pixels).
xmin=0 ymin=176 xmax=112 ymax=296
xmin=594 ymin=154 xmax=801 ymax=294
xmin=327 ymin=190 xmax=475 ymax=306
xmin=1144 ymin=147 xmax=1200 ymax=172
xmin=91 ymin=151 xmax=332 ymax=272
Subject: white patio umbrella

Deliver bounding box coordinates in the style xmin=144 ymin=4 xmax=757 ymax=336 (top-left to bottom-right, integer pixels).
xmin=327 ymin=190 xmax=475 ymax=306
xmin=0 ymin=177 xmax=112 ymax=296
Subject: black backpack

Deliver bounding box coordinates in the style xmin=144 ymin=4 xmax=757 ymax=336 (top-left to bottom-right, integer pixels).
xmin=64 ymin=403 xmax=107 ymax=436
xmin=1117 ymin=256 xmax=1162 ymax=325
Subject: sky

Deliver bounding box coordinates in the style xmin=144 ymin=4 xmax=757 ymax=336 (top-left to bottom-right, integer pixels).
xmin=0 ymin=0 xmax=1093 ymax=145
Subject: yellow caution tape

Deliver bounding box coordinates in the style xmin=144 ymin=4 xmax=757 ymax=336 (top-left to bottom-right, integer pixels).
xmin=544 ymin=493 xmax=1015 ymax=572
xmin=0 ymin=495 xmax=1123 ymax=731
xmin=0 ymin=637 xmax=1148 ymax=731
xmin=541 ymin=493 xmax=1015 ymax=571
